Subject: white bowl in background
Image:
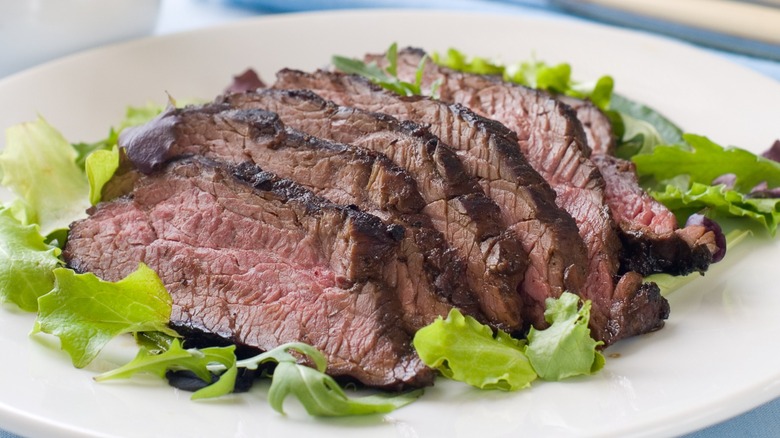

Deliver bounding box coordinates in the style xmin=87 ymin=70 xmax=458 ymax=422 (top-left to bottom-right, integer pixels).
xmin=0 ymin=0 xmax=161 ymax=77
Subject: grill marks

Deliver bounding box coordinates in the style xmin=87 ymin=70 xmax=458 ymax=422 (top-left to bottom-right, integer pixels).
xmin=65 ymin=157 xmax=433 ymax=390
xmin=272 ymin=70 xmax=589 ymax=332
xmin=375 ymin=47 xmax=670 ymax=344
xmin=222 ymin=88 xmax=527 ymax=332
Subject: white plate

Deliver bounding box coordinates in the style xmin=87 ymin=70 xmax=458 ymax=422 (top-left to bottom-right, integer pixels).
xmin=1 ymin=10 xmax=779 ymax=438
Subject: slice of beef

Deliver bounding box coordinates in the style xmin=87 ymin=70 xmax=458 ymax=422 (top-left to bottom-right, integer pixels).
xmin=221 ymin=88 xmax=528 ymax=332
xmin=377 ymin=47 xmax=669 ymax=345
xmin=64 ymin=157 xmax=433 ymax=390
xmin=593 ymin=154 xmax=720 ymax=275
xmin=557 ymin=95 xmax=722 ymax=275
xmin=273 ymin=70 xmax=588 ymax=333
xmin=117 ymin=103 xmax=480 ymax=333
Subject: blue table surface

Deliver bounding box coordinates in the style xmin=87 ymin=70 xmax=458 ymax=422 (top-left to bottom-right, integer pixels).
xmin=1 ymin=0 xmax=779 ymax=437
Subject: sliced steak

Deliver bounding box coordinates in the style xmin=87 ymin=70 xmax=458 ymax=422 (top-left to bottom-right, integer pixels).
xmin=557 ymin=95 xmax=721 ymax=275
xmin=377 ymin=47 xmax=669 ymax=344
xmin=222 ymin=88 xmax=527 ymax=332
xmin=64 ymin=157 xmax=433 ymax=390
xmin=594 ymin=154 xmax=720 ymax=275
xmin=116 ymin=103 xmax=480 ymax=333
xmin=273 ymin=70 xmax=588 ymax=332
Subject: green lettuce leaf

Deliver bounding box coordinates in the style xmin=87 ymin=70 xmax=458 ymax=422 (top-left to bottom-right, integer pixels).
xmin=34 ymin=263 xmax=178 ymax=368
xmin=413 ymin=308 xmax=537 ymax=391
xmin=525 ymin=292 xmax=604 ymax=381
xmin=0 ymin=207 xmax=62 ymax=311
xmin=632 ymin=134 xmax=780 ymax=233
xmin=85 ymin=145 xmax=120 ymax=205
xmin=634 ymin=134 xmax=780 ymax=191
xmin=96 ymin=339 xmax=237 ymax=400
xmin=0 ymin=117 xmax=90 ymax=236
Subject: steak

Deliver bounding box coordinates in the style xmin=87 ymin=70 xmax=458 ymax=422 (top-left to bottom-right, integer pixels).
xmin=116 ymin=103 xmax=481 ymax=333
xmin=222 ymin=88 xmax=528 ymax=332
xmin=273 ymin=70 xmax=589 ymax=332
xmin=64 ymin=157 xmax=433 ymax=390
xmin=376 ymin=47 xmax=669 ymax=344
xmin=593 ymin=154 xmax=721 ymax=275
xmin=557 ymin=95 xmax=722 ymax=275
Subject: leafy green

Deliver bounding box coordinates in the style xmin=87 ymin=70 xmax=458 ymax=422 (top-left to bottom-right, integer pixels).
xmin=99 ymin=340 xmax=420 ymax=416
xmin=258 ymin=343 xmax=422 ymax=416
xmin=0 ymin=207 xmax=62 ymax=311
xmin=85 ymin=145 xmax=120 ymax=205
xmin=414 ymin=293 xmax=603 ymax=390
xmin=632 ymin=134 xmax=780 ymax=233
xmin=332 ymin=43 xmax=427 ymax=96
xmin=634 ymin=134 xmax=780 ymax=191
xmin=432 ymin=48 xmax=614 ymax=110
xmin=413 ymin=308 xmax=536 ymax=391
xmin=525 ymin=293 xmax=604 ymax=381
xmin=0 ymin=117 xmax=90 ymax=237
xmin=96 ymin=339 xmax=237 ymax=400
xmin=609 ymin=93 xmax=684 ymax=158
xmin=34 ymin=263 xmax=178 ymax=368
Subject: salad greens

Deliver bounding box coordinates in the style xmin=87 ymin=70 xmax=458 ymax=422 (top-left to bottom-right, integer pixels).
xmin=0 ymin=207 xmax=62 ymax=312
xmin=0 ymin=117 xmax=90 ymax=237
xmin=34 ymin=264 xmax=178 ymax=368
xmin=332 ymin=43 xmax=429 ymax=96
xmin=414 ymin=308 xmax=537 ymax=391
xmin=413 ymin=292 xmax=603 ymax=391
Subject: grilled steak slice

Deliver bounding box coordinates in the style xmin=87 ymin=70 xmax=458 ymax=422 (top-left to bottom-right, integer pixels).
xmin=557 ymin=95 xmax=721 ymax=275
xmin=222 ymin=88 xmax=527 ymax=332
xmin=118 ymin=103 xmax=481 ymax=332
xmin=273 ymin=70 xmax=588 ymax=332
xmin=64 ymin=157 xmax=433 ymax=390
xmin=594 ymin=154 xmax=720 ymax=275
xmin=378 ymin=47 xmax=669 ymax=344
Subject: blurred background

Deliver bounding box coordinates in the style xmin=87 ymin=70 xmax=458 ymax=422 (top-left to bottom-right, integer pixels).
xmin=1 ymin=0 xmax=779 ymax=79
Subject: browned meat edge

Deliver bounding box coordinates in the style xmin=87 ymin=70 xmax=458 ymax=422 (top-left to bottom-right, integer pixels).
xmin=224 ymin=88 xmax=528 ymax=332
xmin=64 ymin=156 xmax=434 ymax=390
xmin=118 ymin=102 xmax=482 ymax=332
xmin=379 ymin=47 xmax=669 ymax=345
xmin=272 ymin=69 xmax=590 ymax=334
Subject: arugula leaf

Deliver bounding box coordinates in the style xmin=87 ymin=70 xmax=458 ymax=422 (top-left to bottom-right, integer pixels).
xmin=85 ymin=145 xmax=120 ymax=205
xmin=258 ymin=343 xmax=421 ymax=416
xmin=525 ymin=292 xmax=604 ymax=381
xmin=0 ymin=117 xmax=90 ymax=237
xmin=97 ymin=340 xmax=419 ymax=416
xmin=332 ymin=43 xmax=425 ymax=96
xmin=0 ymin=208 xmax=62 ymax=311
xmin=34 ymin=263 xmax=178 ymax=368
xmin=413 ymin=308 xmax=536 ymax=391
xmin=96 ymin=339 xmax=237 ymax=400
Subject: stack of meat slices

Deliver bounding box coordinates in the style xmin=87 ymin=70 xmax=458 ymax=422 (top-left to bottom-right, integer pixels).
xmin=62 ymin=47 xmax=724 ymax=391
